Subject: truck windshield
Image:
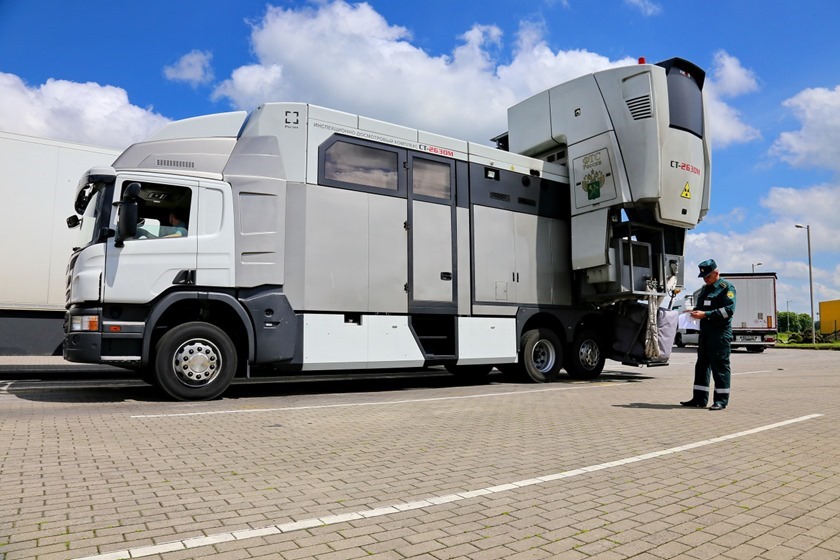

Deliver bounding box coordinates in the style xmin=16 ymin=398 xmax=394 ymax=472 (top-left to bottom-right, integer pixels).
xmin=74 ymin=181 xmax=113 ymax=250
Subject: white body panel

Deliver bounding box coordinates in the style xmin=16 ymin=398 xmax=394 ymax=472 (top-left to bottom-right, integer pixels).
xmin=456 ymin=317 xmax=517 ymax=365
xmin=0 ymin=132 xmax=119 ymax=310
xmin=301 ymin=314 xmax=425 ymax=370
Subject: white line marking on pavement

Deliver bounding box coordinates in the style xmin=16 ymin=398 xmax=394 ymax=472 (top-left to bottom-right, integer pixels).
xmin=130 ymin=384 xmax=622 ymax=418
xmin=74 ymin=413 xmax=823 ymax=560
xmin=733 ymin=370 xmax=773 ymax=376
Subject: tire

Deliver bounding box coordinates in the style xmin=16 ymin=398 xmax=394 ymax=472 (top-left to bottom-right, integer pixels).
xmin=519 ymin=328 xmax=563 ymax=383
xmin=746 ymin=346 xmax=765 ymax=353
xmin=154 ymin=322 xmax=238 ymax=401
xmin=444 ymin=364 xmax=493 ymax=383
xmin=675 ymin=333 xmax=685 ymax=348
xmin=566 ymin=329 xmax=605 ymax=380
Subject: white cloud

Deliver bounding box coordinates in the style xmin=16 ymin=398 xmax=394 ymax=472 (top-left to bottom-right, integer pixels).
xmin=212 ymin=1 xmax=637 ymax=143
xmin=164 ymin=50 xmax=215 ymax=87
xmin=686 ymin=182 xmax=840 ymax=312
xmin=710 ymin=51 xmax=759 ymax=97
xmin=212 ymin=2 xmax=759 ymax=152
xmin=699 ymin=206 xmax=746 ymax=226
xmin=704 ymin=51 xmax=761 ymax=148
xmin=0 ymin=72 xmax=168 ymax=149
xmin=624 ymin=0 xmax=662 ymax=16
xmin=770 ymin=85 xmax=840 ymax=171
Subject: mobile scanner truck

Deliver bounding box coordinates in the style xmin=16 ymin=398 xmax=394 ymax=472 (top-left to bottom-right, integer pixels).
xmin=64 ymin=57 xmax=711 ymax=400
xmin=0 ymin=131 xmax=120 ymax=355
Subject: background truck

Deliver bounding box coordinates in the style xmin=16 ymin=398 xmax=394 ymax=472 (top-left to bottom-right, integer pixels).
xmin=0 ymin=131 xmax=120 ymax=355
xmin=675 ymin=272 xmax=777 ymax=352
xmin=64 ymin=57 xmax=710 ymax=400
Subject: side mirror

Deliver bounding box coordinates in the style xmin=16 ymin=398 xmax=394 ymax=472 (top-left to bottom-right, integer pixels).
xmin=74 ymin=184 xmax=92 ymax=214
xmin=115 ymin=182 xmax=142 ymax=248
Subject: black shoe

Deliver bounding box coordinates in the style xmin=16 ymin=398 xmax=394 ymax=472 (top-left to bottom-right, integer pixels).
xmin=709 ymin=403 xmax=726 ymax=411
xmin=680 ymin=400 xmax=706 ymax=407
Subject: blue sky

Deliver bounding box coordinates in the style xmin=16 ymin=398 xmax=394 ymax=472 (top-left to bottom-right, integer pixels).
xmin=1 ymin=0 xmax=838 ymax=318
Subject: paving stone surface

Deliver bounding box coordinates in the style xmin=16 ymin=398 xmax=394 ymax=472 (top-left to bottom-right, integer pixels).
xmin=1 ymin=348 xmax=839 ymax=559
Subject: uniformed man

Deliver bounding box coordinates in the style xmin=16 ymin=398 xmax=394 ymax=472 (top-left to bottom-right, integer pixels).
xmin=680 ymin=259 xmax=737 ymax=410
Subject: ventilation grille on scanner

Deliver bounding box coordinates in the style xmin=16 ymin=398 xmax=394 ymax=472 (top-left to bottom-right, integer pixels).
xmin=625 ymin=94 xmax=652 ymax=120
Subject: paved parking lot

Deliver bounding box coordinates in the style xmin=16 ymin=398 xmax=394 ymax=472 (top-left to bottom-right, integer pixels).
xmin=2 ymin=348 xmax=840 ymax=560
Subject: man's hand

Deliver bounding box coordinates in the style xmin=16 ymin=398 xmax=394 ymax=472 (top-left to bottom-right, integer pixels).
xmin=689 ymin=310 xmax=706 ymax=319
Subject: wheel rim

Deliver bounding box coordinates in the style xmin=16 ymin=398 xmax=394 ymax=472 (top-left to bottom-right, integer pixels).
xmin=530 ymin=339 xmax=556 ymax=373
xmin=171 ymin=338 xmax=222 ymax=387
xmin=578 ymin=339 xmax=600 ymax=370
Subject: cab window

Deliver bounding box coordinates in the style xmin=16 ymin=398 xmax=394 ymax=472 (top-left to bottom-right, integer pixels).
xmin=121 ymin=181 xmax=192 ymax=240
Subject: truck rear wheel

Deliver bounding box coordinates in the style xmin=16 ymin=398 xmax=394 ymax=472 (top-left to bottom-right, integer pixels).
xmin=675 ymin=333 xmax=685 ymax=347
xmin=566 ymin=330 xmax=605 ymax=380
xmin=746 ymin=346 xmax=765 ymax=353
xmin=154 ymin=322 xmax=238 ymax=401
xmin=519 ymin=328 xmax=563 ymax=383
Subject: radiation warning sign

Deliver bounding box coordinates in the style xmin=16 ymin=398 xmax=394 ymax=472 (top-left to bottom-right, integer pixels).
xmin=680 ymin=182 xmax=692 ymax=199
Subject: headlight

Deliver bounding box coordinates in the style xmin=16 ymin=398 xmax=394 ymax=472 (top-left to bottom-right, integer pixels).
xmin=71 ymin=315 xmax=100 ymax=332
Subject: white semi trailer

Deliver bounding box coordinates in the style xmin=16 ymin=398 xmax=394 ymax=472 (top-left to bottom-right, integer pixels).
xmin=64 ymin=57 xmax=711 ymax=400
xmin=0 ymin=131 xmax=120 ymax=355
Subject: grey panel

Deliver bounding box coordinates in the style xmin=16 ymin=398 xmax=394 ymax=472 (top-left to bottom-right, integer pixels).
xmin=456 ymin=207 xmax=471 ymax=315
xmin=369 ymin=195 xmax=407 ymax=312
xmin=229 ymin=176 xmax=286 ymax=288
xmin=473 ymin=205 xmax=515 ymax=303
xmin=412 ymin=201 xmax=453 ymax=303
xmin=113 ymin=138 xmax=237 ymax=176
xmin=550 ymin=218 xmax=573 ymax=305
xmin=303 ymin=185 xmax=369 ymax=311
xmin=283 ymin=184 xmax=307 ymax=310
xmin=514 ymin=213 xmax=554 ymax=305
xmin=571 ymin=208 xmax=610 ymax=270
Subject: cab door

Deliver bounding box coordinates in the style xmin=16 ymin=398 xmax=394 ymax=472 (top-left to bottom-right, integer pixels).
xmin=103 ymin=176 xmax=198 ymax=304
xmin=407 ymin=153 xmax=456 ymax=313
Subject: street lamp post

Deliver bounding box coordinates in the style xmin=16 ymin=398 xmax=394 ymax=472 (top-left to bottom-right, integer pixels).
xmin=795 ymin=224 xmax=816 ymax=344
xmin=752 ymin=262 xmax=763 ymax=273
xmin=786 ymin=299 xmax=795 ymax=333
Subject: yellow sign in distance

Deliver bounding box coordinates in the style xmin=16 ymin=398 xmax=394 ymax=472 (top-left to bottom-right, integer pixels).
xmin=680 ymin=182 xmax=691 ymax=199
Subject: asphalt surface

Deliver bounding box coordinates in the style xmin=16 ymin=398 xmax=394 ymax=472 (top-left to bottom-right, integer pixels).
xmin=1 ymin=348 xmax=839 ymax=560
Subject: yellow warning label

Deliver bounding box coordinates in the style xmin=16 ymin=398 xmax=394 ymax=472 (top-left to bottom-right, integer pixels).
xmin=680 ymin=182 xmax=691 ymax=199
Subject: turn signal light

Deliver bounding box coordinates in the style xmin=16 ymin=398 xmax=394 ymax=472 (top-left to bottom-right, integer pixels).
xmin=71 ymin=315 xmax=100 ymax=332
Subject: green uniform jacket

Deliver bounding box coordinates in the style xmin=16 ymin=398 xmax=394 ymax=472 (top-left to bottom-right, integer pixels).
xmin=695 ymin=278 xmax=737 ymax=335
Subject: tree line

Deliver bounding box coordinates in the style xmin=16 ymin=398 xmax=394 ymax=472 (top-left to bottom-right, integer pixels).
xmin=777 ymin=311 xmax=818 ymax=333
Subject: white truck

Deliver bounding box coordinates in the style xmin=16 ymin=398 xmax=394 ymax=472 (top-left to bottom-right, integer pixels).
xmin=0 ymin=131 xmax=120 ymax=355
xmin=64 ymin=57 xmax=711 ymax=400
xmin=675 ymin=272 xmax=778 ymax=352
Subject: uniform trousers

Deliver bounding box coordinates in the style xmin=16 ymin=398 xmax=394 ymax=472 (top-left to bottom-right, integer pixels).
xmin=691 ymin=330 xmax=732 ymax=406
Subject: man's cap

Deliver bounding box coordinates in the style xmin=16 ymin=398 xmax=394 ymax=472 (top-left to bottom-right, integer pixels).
xmin=698 ymin=259 xmax=717 ymax=278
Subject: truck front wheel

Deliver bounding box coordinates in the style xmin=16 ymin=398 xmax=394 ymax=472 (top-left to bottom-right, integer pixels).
xmin=154 ymin=322 xmax=238 ymax=401
xmin=519 ymin=328 xmax=563 ymax=383
xmin=566 ymin=330 xmax=605 ymax=380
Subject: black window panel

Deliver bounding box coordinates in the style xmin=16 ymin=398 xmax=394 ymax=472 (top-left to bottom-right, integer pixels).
xmin=467 ymin=163 xmax=569 ymax=219
xmin=412 ymin=157 xmax=451 ymax=200
xmin=664 ymin=65 xmax=704 ymax=138
xmin=318 ymin=135 xmax=406 ymax=196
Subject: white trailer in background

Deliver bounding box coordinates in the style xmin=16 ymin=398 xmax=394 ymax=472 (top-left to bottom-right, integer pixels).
xmin=675 ymin=272 xmax=777 ymax=352
xmin=724 ymin=272 xmax=778 ymax=352
xmin=64 ymin=57 xmax=712 ymax=400
xmin=0 ymin=131 xmax=120 ymax=355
